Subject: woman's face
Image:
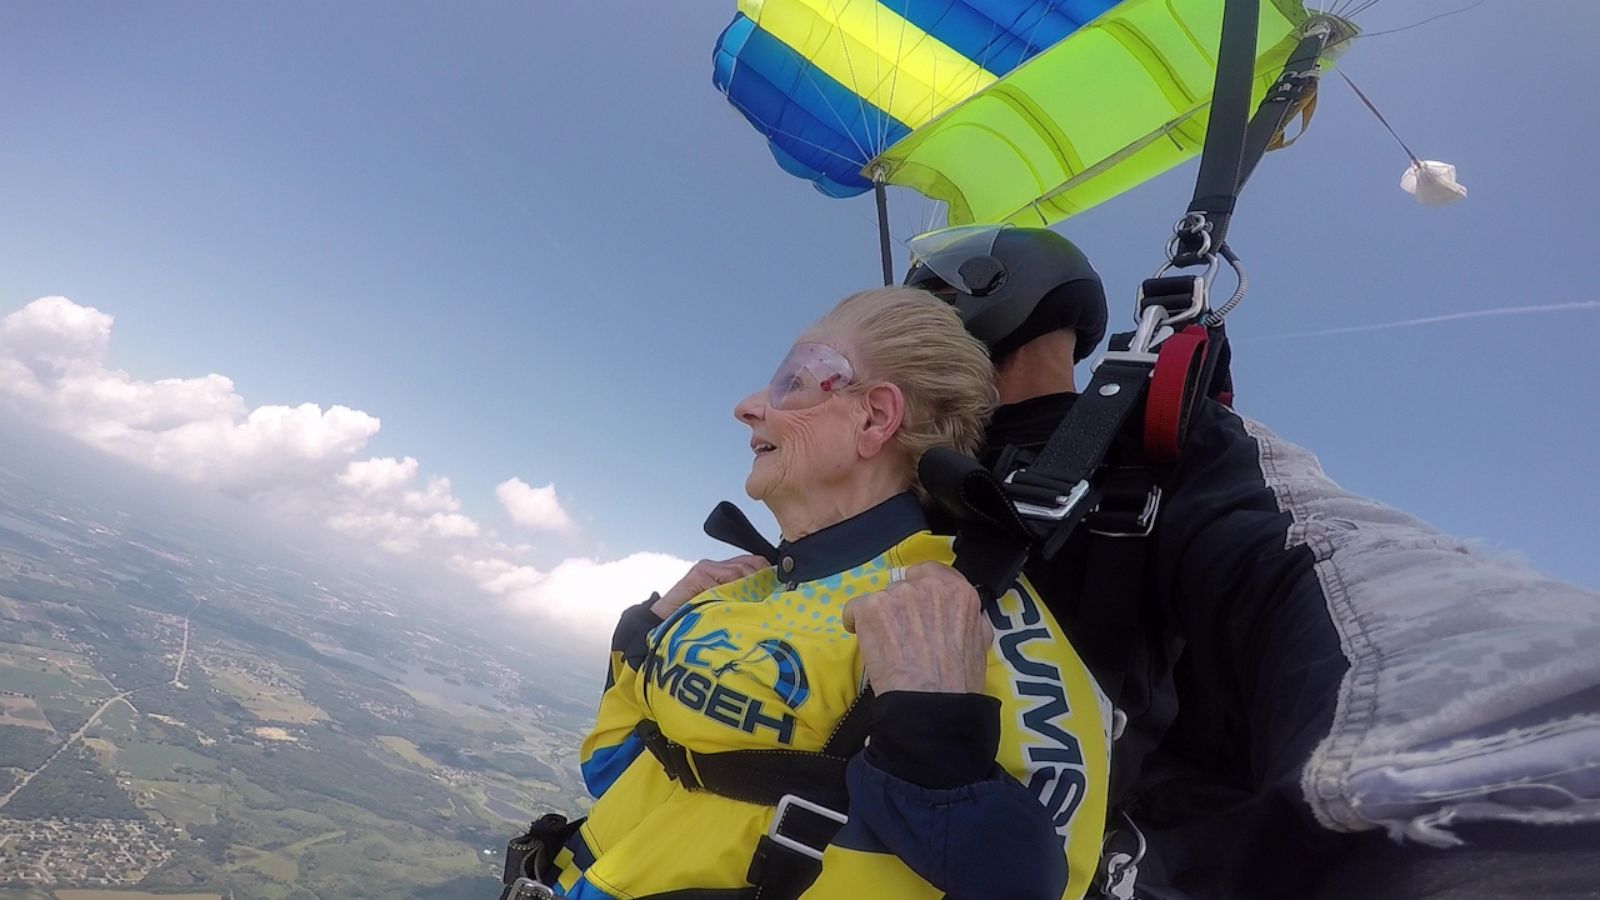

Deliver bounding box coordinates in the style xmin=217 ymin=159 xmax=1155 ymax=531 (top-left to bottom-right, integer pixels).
xmin=733 ymin=338 xmax=864 ymax=508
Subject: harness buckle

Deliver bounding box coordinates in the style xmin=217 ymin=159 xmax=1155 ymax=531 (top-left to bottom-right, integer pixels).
xmin=1004 ymin=471 xmax=1092 ymax=522
xmin=1093 ymin=349 xmax=1160 ymax=370
xmin=1096 ymin=814 xmax=1148 ymax=900
xmin=508 ymin=877 xmax=556 ymax=900
xmin=769 ymin=794 xmax=848 ymax=862
xmin=1138 ymin=271 xmax=1211 ymax=330
xmin=1102 ymin=853 xmax=1139 ymax=900
xmin=1088 ymin=486 xmax=1163 ymax=539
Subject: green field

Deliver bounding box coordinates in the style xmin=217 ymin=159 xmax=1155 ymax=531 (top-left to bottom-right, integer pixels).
xmin=131 ymin=778 xmax=224 ymax=826
xmin=89 ymin=699 xmax=139 ymax=739
xmin=113 ymin=741 xmax=219 ymax=779
xmin=52 ymin=883 xmax=224 ymax=890
xmin=54 ymin=893 xmax=223 ymax=900
xmin=208 ymin=669 xmax=326 ymax=724
xmin=0 ymin=665 xmax=80 ymax=700
xmin=0 ymin=652 xmax=109 ymax=717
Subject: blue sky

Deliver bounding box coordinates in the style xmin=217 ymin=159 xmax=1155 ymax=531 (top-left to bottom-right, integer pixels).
xmin=2 ymin=0 xmax=1596 ymax=623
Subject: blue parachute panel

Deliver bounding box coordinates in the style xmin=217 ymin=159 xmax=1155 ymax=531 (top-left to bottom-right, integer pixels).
xmin=888 ymin=0 xmax=1121 ymax=76
xmin=713 ymin=13 xmax=910 ymax=198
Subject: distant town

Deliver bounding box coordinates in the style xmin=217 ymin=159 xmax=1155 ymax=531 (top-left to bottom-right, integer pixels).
xmin=0 ymin=458 xmax=598 ymax=899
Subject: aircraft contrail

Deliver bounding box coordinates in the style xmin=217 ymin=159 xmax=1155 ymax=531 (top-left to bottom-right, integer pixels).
xmin=1240 ymin=301 xmax=1600 ymax=343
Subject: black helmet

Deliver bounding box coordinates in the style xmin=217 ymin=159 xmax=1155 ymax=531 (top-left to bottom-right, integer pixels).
xmin=904 ymin=225 xmax=1107 ymax=362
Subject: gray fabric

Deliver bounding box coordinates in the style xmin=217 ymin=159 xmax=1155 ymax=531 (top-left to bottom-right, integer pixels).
xmin=1241 ymin=419 xmax=1600 ymax=846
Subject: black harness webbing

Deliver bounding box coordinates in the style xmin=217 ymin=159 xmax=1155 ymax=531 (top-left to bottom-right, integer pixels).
xmin=918 ymin=446 xmax=1036 ymax=603
xmin=632 ymin=684 xmax=875 ymax=900
xmin=500 ymin=814 xmax=581 ymax=899
xmin=632 ymin=718 xmax=850 ymax=812
xmin=1174 ymin=0 xmax=1263 ymax=267
xmin=703 ymin=501 xmax=780 ymax=566
xmin=1237 ymin=27 xmax=1334 ymax=189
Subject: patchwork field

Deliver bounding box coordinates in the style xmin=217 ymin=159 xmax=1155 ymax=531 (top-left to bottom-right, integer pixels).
xmin=52 ymin=883 xmax=224 ymax=890
xmin=206 ymin=669 xmax=326 ymax=724
xmin=0 ymin=660 xmax=105 ymax=716
xmin=111 ymin=741 xmax=220 ymax=780
xmin=129 ymin=779 xmax=224 ymax=826
xmin=0 ymin=694 xmax=53 ymax=730
xmin=0 ymin=475 xmax=591 ymax=900
xmin=374 ymin=734 xmax=434 ymax=768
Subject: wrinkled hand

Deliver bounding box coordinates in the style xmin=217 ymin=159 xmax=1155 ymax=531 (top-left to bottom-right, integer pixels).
xmin=842 ymin=562 xmax=992 ymax=694
xmin=651 ymin=555 xmax=770 ymax=618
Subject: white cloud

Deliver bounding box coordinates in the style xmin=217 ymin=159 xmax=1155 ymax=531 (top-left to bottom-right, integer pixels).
xmin=340 ymin=456 xmax=420 ymax=493
xmin=0 ymin=295 xmax=690 ymax=643
xmin=455 ymin=552 xmax=692 ymax=635
xmin=405 ymin=475 xmax=463 ymax=514
xmin=0 ymin=297 xmax=379 ymax=495
xmin=496 ymin=477 xmax=576 ymax=532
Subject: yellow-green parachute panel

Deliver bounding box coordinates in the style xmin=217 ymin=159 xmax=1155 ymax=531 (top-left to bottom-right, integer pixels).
xmin=713 ymin=1 xmax=1124 ymax=198
xmin=874 ymin=0 xmax=1320 ymax=225
xmin=713 ymin=1 xmax=1344 ymax=225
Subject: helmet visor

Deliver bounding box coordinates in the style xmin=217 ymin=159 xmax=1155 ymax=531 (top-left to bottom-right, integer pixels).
xmin=767 ymin=342 xmax=856 ymax=411
xmin=906 ymin=224 xmax=1007 ymax=293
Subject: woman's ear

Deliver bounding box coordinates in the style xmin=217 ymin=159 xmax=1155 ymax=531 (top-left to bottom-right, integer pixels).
xmin=856 ymin=382 xmax=905 ymax=458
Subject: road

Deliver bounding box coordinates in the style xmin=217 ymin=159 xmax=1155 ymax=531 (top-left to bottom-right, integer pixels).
xmin=172 ymin=598 xmax=203 ymax=686
xmin=0 ymin=599 xmax=202 ymax=810
xmin=0 ymin=688 xmax=142 ymax=809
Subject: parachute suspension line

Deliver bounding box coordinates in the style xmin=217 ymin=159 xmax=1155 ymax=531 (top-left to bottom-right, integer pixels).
xmin=781 ymin=4 xmax=875 ymax=167
xmin=961 ymin=19 xmax=1006 ymax=120
xmin=792 ymin=60 xmax=875 ymax=165
xmin=1360 ymin=0 xmax=1492 ymax=39
xmin=820 ymin=0 xmax=881 ymax=157
xmin=874 ymin=172 xmax=894 ymax=286
xmin=1326 ymin=0 xmax=1379 ymax=17
xmin=725 ymin=95 xmax=872 ymax=169
xmin=1338 ymin=70 xmax=1423 ymax=166
xmin=882 ymin=0 xmax=914 ymax=154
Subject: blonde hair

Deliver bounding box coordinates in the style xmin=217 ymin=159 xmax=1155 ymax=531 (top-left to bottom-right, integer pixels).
xmin=812 ymin=287 xmax=997 ymax=490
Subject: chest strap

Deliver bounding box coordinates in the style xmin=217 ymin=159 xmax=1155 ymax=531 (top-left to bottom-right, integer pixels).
xmin=634 ymin=718 xmax=852 ymax=811
xmin=635 ymin=688 xmax=874 ymax=900
xmin=634 ymin=685 xmax=873 ymax=809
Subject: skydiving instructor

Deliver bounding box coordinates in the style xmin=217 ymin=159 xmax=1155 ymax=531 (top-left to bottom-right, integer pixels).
xmin=903 ymin=224 xmax=1600 ymax=900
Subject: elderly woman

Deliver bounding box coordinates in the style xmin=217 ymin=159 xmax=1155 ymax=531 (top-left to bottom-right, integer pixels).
xmin=522 ymin=288 xmax=1109 ymax=900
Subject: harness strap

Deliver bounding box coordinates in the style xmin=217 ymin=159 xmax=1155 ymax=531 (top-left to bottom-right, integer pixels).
xmin=1238 ymin=26 xmax=1336 ymax=186
xmin=1173 ymin=0 xmax=1262 ymax=266
xmin=919 ymin=447 xmax=1034 ymax=603
xmin=1004 ymin=356 xmax=1154 ymax=561
xmin=499 ymin=814 xmax=584 ymax=900
xmin=1144 ymin=327 xmax=1211 ymax=464
xmin=630 ymin=683 xmax=876 ymax=895
xmin=746 ymin=795 xmax=850 ymax=900
xmin=635 ymin=718 xmax=853 ymax=810
xmin=703 ymin=501 xmax=781 ymax=565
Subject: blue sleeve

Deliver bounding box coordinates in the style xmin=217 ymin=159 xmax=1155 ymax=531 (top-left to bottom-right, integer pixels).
xmin=840 ymin=691 xmax=1069 ymax=900
xmin=578 ymin=597 xmax=662 ymax=799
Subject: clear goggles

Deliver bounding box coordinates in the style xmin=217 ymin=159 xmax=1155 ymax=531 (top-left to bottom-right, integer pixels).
xmin=766 ymin=342 xmax=856 ymax=410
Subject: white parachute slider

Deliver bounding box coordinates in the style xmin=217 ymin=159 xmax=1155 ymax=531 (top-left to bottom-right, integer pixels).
xmin=1401 ymin=160 xmax=1467 ymax=207
xmin=1339 ymin=70 xmax=1466 ymax=208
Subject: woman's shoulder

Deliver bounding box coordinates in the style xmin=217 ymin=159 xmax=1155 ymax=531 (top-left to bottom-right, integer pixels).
xmin=890 ymin=530 xmax=957 ymax=567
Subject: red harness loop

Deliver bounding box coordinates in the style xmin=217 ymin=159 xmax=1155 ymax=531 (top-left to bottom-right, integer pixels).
xmin=1143 ymin=326 xmax=1211 ymax=464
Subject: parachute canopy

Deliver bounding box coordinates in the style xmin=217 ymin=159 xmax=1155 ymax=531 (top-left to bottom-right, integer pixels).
xmin=713 ymin=0 xmax=1351 ymax=225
